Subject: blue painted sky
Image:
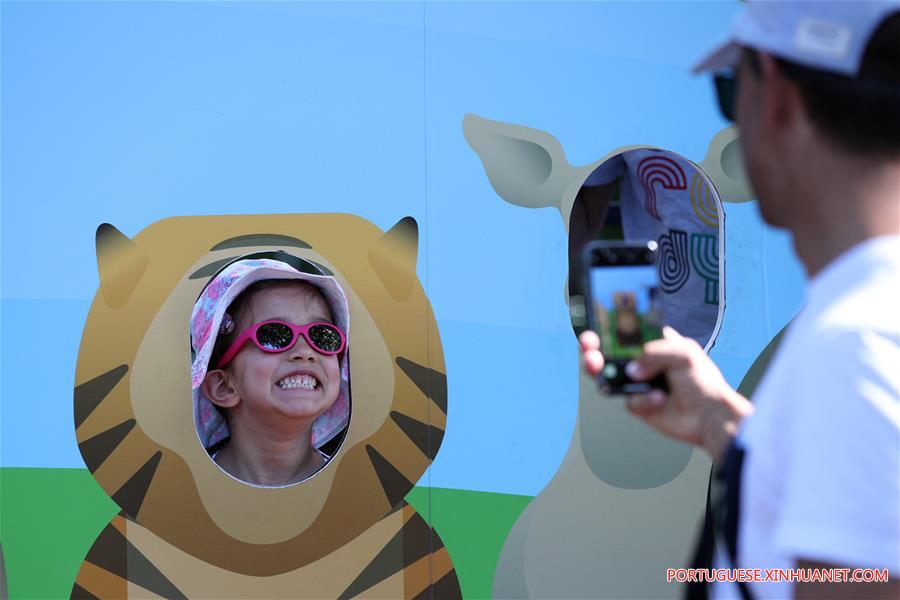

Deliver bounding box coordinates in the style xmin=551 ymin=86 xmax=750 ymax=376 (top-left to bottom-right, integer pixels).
xmin=1 ymin=1 xmax=806 ymax=496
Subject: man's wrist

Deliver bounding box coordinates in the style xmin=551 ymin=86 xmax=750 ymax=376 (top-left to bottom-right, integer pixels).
xmin=701 ymin=389 xmax=753 ymax=463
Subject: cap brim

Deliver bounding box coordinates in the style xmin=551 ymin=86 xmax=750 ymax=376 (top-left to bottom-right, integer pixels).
xmin=692 ymin=40 xmax=742 ymax=74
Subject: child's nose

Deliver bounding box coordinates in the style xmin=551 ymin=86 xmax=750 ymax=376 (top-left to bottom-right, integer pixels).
xmin=287 ymin=334 xmax=316 ymax=360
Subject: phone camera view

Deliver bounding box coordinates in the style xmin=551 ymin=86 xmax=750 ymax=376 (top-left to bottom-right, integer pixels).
xmin=589 ymin=263 xmax=662 ymax=360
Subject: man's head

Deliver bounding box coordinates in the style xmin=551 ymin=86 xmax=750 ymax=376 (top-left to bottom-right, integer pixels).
xmin=695 ymin=2 xmax=900 ymax=229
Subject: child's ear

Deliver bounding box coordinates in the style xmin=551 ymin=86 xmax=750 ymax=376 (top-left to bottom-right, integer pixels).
xmin=202 ymin=370 xmax=240 ymax=408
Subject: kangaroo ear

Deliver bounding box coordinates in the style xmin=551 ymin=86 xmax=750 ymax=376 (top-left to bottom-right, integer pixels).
xmin=95 ymin=223 xmax=149 ymax=308
xmin=368 ymin=216 xmax=418 ymax=301
xmin=463 ymin=114 xmax=582 ymax=215
xmin=700 ymin=127 xmax=755 ymax=203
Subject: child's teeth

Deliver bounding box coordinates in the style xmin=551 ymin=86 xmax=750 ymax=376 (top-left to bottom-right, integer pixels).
xmin=277 ymin=375 xmax=318 ymax=389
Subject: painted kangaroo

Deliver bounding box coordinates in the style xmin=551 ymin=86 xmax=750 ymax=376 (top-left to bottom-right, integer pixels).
xmin=464 ymin=114 xmax=783 ymax=598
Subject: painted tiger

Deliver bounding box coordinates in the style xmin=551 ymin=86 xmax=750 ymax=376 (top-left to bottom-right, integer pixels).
xmin=72 ymin=213 xmax=460 ymax=598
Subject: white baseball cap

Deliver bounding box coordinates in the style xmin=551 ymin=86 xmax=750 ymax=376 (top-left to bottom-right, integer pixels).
xmin=693 ymin=1 xmax=899 ymax=76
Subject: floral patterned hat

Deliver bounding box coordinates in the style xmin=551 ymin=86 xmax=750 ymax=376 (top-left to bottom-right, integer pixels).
xmin=190 ymin=256 xmax=350 ymax=450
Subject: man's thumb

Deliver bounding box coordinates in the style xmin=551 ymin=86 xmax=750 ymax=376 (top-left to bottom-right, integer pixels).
xmin=662 ymin=325 xmax=682 ymax=340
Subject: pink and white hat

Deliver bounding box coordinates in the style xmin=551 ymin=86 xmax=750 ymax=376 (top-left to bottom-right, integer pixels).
xmin=190 ymin=256 xmax=351 ymax=450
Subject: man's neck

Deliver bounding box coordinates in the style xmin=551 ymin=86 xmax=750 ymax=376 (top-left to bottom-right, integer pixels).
xmin=789 ymin=153 xmax=900 ymax=278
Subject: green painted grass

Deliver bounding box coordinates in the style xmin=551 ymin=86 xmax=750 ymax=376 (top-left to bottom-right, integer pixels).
xmin=0 ymin=468 xmax=118 ymax=599
xmin=0 ymin=468 xmax=532 ymax=599
xmin=406 ymin=486 xmax=533 ymax=600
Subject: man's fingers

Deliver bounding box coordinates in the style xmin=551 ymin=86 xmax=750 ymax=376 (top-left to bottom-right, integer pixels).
xmin=629 ymin=340 xmax=692 ymax=380
xmin=662 ymin=325 xmax=681 ymax=340
xmin=579 ymin=330 xmax=604 ymax=376
xmin=626 ymin=390 xmax=667 ymax=415
xmin=584 ymin=348 xmax=604 ymax=376
xmin=579 ymin=330 xmax=601 ymax=352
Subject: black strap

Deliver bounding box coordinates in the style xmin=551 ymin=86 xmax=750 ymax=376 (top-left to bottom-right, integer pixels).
xmin=716 ymin=442 xmax=754 ymax=600
xmin=685 ymin=470 xmax=715 ymax=600
xmin=683 ymin=442 xmax=754 ymax=600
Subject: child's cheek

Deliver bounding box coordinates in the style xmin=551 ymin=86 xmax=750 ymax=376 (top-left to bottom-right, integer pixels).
xmin=328 ymin=358 xmax=342 ymax=392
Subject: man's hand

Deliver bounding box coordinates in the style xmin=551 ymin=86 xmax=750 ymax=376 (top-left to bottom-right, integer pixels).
xmin=579 ymin=329 xmax=606 ymax=376
xmin=579 ymin=326 xmax=753 ymax=462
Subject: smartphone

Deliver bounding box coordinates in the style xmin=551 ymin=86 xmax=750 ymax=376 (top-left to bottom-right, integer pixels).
xmin=582 ymin=240 xmax=668 ymax=395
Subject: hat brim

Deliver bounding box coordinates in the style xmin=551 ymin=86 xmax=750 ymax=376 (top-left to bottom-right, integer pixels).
xmin=692 ymin=40 xmax=742 ymax=74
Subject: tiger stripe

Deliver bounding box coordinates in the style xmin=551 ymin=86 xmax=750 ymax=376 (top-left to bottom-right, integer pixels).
xmin=72 ymin=561 xmax=128 ymax=599
xmin=338 ymin=507 xmax=447 ymax=599
xmin=187 ymin=257 xmax=240 ymax=279
xmin=78 ymin=420 xmax=136 ymax=473
xmin=78 ymin=517 xmax=187 ymax=600
xmin=306 ymin=259 xmax=334 ymax=275
xmin=395 ymin=357 xmax=447 ymax=414
xmin=210 ymin=234 xmax=311 ymax=250
xmin=74 ymin=365 xmax=128 ymax=428
xmin=390 ymin=411 xmax=444 ymax=460
xmin=70 ymin=582 xmax=101 ymax=600
xmin=111 ymin=452 xmax=162 ymax=520
xmin=365 ymin=445 xmax=414 ymax=509
xmin=412 ymin=569 xmax=463 ymax=600
xmin=402 ymin=546 xmax=456 ymax=599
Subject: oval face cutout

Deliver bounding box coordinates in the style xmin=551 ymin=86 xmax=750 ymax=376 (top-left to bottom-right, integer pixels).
xmin=190 ymin=255 xmax=352 ymax=489
xmin=569 ymin=148 xmax=724 ymax=490
xmin=569 ymin=148 xmax=723 ymax=352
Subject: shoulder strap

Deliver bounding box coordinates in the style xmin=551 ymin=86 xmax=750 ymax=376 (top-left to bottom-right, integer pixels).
xmin=685 ymin=470 xmax=715 ymax=600
xmin=714 ymin=442 xmax=754 ymax=600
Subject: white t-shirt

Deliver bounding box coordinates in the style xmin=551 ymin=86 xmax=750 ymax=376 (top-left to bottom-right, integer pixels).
xmin=713 ymin=235 xmax=900 ymax=599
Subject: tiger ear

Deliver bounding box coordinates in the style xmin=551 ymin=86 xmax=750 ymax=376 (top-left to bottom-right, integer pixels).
xmin=95 ymin=223 xmax=149 ymax=308
xmin=367 ymin=217 xmax=418 ymax=301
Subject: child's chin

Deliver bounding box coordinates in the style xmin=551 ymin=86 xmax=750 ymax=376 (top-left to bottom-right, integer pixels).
xmin=279 ymin=395 xmax=337 ymax=419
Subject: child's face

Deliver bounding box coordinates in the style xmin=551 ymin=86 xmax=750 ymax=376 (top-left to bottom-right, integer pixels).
xmin=225 ymin=283 xmax=342 ymax=424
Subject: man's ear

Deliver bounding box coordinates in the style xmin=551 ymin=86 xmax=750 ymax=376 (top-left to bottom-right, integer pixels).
xmin=202 ymin=369 xmax=240 ymax=408
xmin=759 ymin=52 xmax=798 ymax=133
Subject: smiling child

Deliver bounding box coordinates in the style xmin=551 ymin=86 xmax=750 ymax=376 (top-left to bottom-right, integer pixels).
xmin=190 ymin=257 xmax=351 ymax=487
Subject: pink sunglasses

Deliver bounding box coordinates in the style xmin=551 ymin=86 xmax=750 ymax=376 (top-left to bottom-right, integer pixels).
xmin=217 ymin=320 xmax=346 ymax=368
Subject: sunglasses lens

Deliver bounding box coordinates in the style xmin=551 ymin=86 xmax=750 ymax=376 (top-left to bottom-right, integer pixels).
xmin=714 ymin=75 xmax=736 ymax=122
xmin=256 ymin=323 xmax=294 ymax=350
xmin=307 ymin=324 xmax=343 ymax=353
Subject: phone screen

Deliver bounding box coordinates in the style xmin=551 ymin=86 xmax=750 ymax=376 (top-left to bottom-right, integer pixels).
xmin=582 ymin=241 xmax=668 ymax=394
xmin=588 ymin=263 xmax=663 ymax=360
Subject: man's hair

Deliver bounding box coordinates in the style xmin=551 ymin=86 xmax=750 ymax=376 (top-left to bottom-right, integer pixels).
xmin=756 ymin=13 xmax=900 ymax=158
